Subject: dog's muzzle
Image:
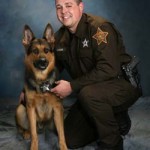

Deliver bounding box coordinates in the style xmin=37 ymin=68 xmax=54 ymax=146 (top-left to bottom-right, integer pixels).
xmin=34 ymin=58 xmax=49 ymax=70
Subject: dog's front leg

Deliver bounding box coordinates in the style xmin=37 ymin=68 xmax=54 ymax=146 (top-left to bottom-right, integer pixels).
xmin=53 ymin=103 xmax=67 ymax=150
xmin=27 ymin=106 xmax=38 ymax=150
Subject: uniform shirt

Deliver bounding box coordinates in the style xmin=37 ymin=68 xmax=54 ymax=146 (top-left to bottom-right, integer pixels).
xmin=55 ymin=13 xmax=132 ymax=92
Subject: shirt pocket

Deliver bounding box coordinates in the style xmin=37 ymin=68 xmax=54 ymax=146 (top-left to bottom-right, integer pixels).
xmin=79 ymin=48 xmax=94 ymax=71
xmin=79 ymin=48 xmax=93 ymax=59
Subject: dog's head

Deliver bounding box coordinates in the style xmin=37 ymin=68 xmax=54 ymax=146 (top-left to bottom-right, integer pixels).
xmin=23 ymin=23 xmax=55 ymax=81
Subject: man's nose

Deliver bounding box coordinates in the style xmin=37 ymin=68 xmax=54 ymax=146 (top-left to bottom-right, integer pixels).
xmin=62 ymin=6 xmax=67 ymax=14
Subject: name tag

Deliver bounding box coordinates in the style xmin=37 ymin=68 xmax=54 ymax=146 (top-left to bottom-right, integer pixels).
xmin=56 ymin=48 xmax=64 ymax=52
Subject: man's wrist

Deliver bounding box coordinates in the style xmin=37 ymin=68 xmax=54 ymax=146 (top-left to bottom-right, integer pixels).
xmin=70 ymin=80 xmax=80 ymax=92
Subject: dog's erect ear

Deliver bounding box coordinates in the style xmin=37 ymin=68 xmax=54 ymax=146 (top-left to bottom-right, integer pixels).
xmin=22 ymin=25 xmax=35 ymax=47
xmin=43 ymin=23 xmax=55 ymax=45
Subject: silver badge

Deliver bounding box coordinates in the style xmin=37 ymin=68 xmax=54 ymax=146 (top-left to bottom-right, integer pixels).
xmin=82 ymin=38 xmax=89 ymax=48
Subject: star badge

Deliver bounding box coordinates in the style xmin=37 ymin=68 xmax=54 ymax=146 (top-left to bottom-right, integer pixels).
xmin=92 ymin=27 xmax=108 ymax=45
xmin=82 ymin=38 xmax=89 ymax=48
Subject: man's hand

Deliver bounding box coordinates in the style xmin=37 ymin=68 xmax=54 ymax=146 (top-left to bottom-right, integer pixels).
xmin=51 ymin=80 xmax=72 ymax=99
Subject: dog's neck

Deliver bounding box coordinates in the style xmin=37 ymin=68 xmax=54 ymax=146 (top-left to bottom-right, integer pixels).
xmin=25 ymin=68 xmax=57 ymax=93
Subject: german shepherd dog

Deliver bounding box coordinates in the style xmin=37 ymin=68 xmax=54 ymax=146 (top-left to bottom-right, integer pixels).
xmin=15 ymin=24 xmax=67 ymax=150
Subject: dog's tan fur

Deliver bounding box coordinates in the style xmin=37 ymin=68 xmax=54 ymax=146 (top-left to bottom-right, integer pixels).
xmin=15 ymin=24 xmax=67 ymax=150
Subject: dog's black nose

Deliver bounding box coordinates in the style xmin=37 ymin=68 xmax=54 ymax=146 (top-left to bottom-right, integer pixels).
xmin=34 ymin=58 xmax=49 ymax=70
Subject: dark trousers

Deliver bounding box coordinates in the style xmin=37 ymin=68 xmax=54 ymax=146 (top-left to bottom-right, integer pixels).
xmin=64 ymin=79 xmax=140 ymax=149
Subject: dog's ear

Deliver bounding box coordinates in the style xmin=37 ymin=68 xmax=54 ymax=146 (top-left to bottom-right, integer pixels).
xmin=43 ymin=23 xmax=55 ymax=46
xmin=22 ymin=25 xmax=35 ymax=48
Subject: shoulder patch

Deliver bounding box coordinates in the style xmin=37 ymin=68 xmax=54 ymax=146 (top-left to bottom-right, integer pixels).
xmin=92 ymin=27 xmax=108 ymax=45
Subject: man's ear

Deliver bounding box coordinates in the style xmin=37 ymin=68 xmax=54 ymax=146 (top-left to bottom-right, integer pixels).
xmin=43 ymin=23 xmax=55 ymax=45
xmin=79 ymin=2 xmax=84 ymax=12
xmin=22 ymin=25 xmax=35 ymax=47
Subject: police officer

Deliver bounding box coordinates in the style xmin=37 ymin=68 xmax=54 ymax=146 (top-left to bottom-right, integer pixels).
xmin=50 ymin=0 xmax=141 ymax=149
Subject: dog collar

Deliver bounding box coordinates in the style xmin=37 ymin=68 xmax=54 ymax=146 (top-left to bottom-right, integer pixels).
xmin=40 ymin=82 xmax=51 ymax=92
xmin=26 ymin=69 xmax=57 ymax=93
xmin=40 ymin=80 xmax=55 ymax=93
xmin=40 ymin=70 xmax=57 ymax=93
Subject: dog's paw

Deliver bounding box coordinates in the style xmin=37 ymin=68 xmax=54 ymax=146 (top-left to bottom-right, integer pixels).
xmin=23 ymin=131 xmax=31 ymax=140
xmin=60 ymin=143 xmax=68 ymax=150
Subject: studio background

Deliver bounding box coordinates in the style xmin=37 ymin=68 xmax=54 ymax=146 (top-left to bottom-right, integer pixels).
xmin=0 ymin=0 xmax=150 ymax=102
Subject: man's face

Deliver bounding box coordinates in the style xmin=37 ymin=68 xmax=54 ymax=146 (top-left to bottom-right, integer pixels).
xmin=55 ymin=0 xmax=83 ymax=33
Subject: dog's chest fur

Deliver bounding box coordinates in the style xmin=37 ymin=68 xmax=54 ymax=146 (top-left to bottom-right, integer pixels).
xmin=25 ymin=87 xmax=60 ymax=122
xmin=35 ymin=97 xmax=53 ymax=121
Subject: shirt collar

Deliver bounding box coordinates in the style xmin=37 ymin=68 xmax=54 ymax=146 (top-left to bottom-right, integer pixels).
xmin=74 ymin=13 xmax=88 ymax=38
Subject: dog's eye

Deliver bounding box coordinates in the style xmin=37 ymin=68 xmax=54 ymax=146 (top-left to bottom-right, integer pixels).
xmin=44 ymin=48 xmax=50 ymax=54
xmin=32 ymin=49 xmax=39 ymax=55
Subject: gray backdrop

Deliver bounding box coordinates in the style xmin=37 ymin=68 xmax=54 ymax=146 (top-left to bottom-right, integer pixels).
xmin=0 ymin=0 xmax=150 ymax=101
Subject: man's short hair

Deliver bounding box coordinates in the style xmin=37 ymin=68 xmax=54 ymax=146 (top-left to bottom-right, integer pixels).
xmin=55 ymin=0 xmax=82 ymax=5
xmin=75 ymin=0 xmax=82 ymax=5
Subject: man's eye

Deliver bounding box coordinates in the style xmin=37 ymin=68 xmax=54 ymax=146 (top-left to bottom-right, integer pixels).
xmin=32 ymin=49 xmax=39 ymax=55
xmin=66 ymin=5 xmax=72 ymax=8
xmin=56 ymin=6 xmax=61 ymax=10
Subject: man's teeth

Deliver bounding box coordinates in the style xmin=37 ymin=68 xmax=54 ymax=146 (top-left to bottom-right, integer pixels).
xmin=64 ymin=16 xmax=69 ymax=19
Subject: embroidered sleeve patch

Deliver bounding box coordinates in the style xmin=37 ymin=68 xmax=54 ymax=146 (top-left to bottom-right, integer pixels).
xmin=92 ymin=27 xmax=108 ymax=45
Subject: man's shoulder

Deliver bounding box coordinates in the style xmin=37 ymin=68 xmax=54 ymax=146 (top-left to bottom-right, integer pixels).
xmin=55 ymin=26 xmax=65 ymax=37
xmin=86 ymin=13 xmax=109 ymax=28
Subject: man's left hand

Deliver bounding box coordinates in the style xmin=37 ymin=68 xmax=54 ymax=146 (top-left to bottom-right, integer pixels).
xmin=51 ymin=80 xmax=72 ymax=99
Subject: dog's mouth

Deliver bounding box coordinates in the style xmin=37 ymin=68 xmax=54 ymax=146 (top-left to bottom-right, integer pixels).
xmin=34 ymin=58 xmax=49 ymax=70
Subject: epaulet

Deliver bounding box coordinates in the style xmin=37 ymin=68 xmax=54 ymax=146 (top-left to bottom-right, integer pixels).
xmin=86 ymin=13 xmax=108 ymax=28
